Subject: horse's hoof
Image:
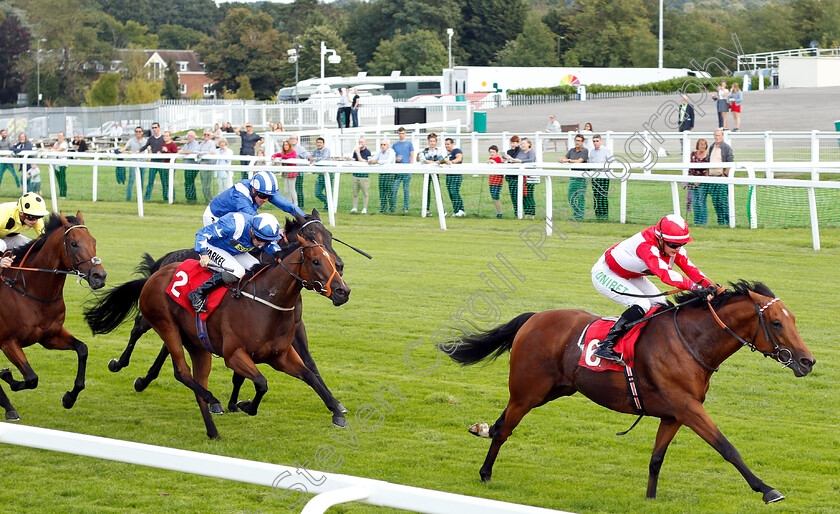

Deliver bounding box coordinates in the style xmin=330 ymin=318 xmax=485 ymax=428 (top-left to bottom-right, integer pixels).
xmin=0 ymin=368 xmax=12 ymax=382
xmin=332 ymin=413 xmax=346 ymax=428
xmin=61 ymin=392 xmax=76 ymax=409
xmin=468 ymin=422 xmax=490 ymax=438
xmin=236 ymin=400 xmax=256 ymax=416
xmin=763 ymin=489 xmax=785 ymax=503
xmin=209 ymin=402 xmax=225 ymax=415
xmin=133 ymin=377 xmax=147 ymax=392
xmin=5 ymin=410 xmax=20 ymax=421
xmin=480 ymin=471 xmax=492 ymax=482
xmin=227 ymin=403 xmax=240 ymax=413
xmin=107 ymin=359 xmax=122 ymax=373
xmin=337 ymin=402 xmax=348 ymax=414
xmin=208 ymin=432 xmax=221 ymax=440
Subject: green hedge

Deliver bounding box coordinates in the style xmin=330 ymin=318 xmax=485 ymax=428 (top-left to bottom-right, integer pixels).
xmin=508 ymin=75 xmax=771 ymax=96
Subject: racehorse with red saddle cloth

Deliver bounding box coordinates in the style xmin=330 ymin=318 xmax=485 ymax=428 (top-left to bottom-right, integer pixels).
xmin=442 ymin=281 xmax=815 ymax=504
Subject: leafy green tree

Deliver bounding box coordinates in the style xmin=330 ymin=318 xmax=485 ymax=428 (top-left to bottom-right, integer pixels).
xmin=342 ymin=0 xmax=462 ymax=68
xmin=91 ymin=0 xmax=221 ymax=35
xmin=157 ymin=24 xmax=207 ymax=49
xmin=84 ymin=72 xmax=120 ymax=106
xmin=0 ymin=9 xmax=31 ymax=104
xmin=568 ymin=0 xmax=658 ymax=67
xmin=121 ymin=20 xmax=159 ymax=48
xmin=236 ymin=75 xmax=255 ymax=100
xmin=493 ymin=16 xmax=559 ymax=67
xmin=121 ymin=78 xmax=162 ymax=104
xmin=162 ymin=59 xmax=181 ymax=99
xmin=197 ymin=8 xmax=287 ymax=100
xmin=460 ymin=0 xmax=528 ymax=65
xmin=294 ymin=25 xmax=359 ymax=82
xmin=729 ymin=3 xmax=798 ymax=54
xmin=367 ymin=31 xmax=448 ymax=76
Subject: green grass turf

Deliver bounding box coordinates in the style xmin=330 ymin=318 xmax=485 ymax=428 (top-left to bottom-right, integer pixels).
xmin=0 ymin=201 xmax=838 ymax=513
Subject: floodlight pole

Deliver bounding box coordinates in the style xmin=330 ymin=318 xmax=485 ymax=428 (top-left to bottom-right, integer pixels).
xmin=36 ymin=38 xmax=47 ymax=106
xmin=320 ymin=41 xmax=339 ymax=130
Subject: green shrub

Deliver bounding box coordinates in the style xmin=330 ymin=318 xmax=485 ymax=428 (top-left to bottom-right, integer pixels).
xmin=508 ymin=75 xmax=771 ymax=96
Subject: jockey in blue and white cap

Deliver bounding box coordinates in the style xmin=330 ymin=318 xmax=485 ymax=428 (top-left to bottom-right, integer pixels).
xmin=188 ymin=212 xmax=284 ymax=313
xmin=202 ymin=170 xmax=304 ymax=227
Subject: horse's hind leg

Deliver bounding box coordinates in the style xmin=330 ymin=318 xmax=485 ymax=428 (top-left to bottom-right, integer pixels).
xmin=40 ymin=328 xmax=88 ymax=408
xmin=188 ymin=346 xmax=221 ymax=439
xmin=134 ymin=343 xmax=169 ymax=392
xmin=646 ymin=417 xmax=682 ymax=499
xmin=0 ymin=382 xmax=20 ymax=421
xmin=108 ymin=314 xmax=152 ymax=373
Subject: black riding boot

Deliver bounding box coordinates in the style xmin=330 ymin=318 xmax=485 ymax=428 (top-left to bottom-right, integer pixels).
xmin=188 ymin=273 xmax=227 ymax=314
xmin=593 ymin=305 xmax=646 ymax=365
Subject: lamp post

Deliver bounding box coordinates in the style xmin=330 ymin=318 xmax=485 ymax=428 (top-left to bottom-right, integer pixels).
xmin=287 ymin=44 xmax=302 ymax=103
xmin=36 ymin=38 xmax=47 ymax=106
xmin=446 ymin=28 xmax=454 ymax=70
xmin=319 ymin=41 xmax=341 ymax=130
xmin=556 ymin=36 xmax=565 ymax=63
xmin=658 ymin=0 xmax=663 ymax=68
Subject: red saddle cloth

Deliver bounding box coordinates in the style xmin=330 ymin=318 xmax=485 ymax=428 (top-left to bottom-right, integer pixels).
xmin=166 ymin=260 xmax=229 ymax=321
xmin=577 ymin=307 xmax=661 ymax=372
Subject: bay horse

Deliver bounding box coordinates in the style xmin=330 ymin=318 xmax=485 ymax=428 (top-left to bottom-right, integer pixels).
xmin=0 ymin=212 xmax=106 ymax=421
xmin=441 ymin=281 xmax=815 ymax=503
xmin=86 ymin=212 xmax=348 ymax=420
xmin=84 ymin=213 xmax=350 ymax=438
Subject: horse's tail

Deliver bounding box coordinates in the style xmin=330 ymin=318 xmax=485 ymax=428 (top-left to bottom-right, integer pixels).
xmin=83 ymin=277 xmax=148 ymax=335
xmin=136 ymin=248 xmax=198 ymax=277
xmin=439 ymin=312 xmax=536 ymax=366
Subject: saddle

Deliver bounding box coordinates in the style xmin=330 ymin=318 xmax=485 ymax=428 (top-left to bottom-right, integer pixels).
xmin=577 ymin=306 xmax=661 ymax=372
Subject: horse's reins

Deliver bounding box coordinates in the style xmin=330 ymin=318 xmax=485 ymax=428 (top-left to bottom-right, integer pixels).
xmin=277 ymin=219 xmax=342 ymax=298
xmin=701 ymin=297 xmax=793 ymax=367
xmin=1 ymin=224 xmax=102 ymax=302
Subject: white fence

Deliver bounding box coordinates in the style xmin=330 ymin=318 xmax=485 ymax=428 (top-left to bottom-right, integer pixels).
xmin=0 ymin=424 xmax=569 ymax=514
xmin=1 ymin=149 xmax=837 ymax=250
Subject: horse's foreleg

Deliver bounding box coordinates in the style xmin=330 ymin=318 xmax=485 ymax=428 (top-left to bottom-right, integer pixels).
xmin=228 ymin=372 xmax=246 ymax=412
xmin=223 ymin=347 xmax=267 ymax=417
xmin=40 ymin=328 xmax=88 ymax=408
xmin=134 ymin=343 xmax=169 ymax=392
xmin=189 ymin=347 xmax=220 ymax=439
xmin=108 ymin=314 xmax=152 ymax=373
xmin=269 ymin=346 xmax=346 ymax=428
xmin=0 ymin=343 xmax=38 ymax=391
xmin=291 ymin=323 xmax=346 ymax=416
xmin=646 ymin=417 xmax=682 ymax=499
xmin=0 ymin=382 xmax=19 ymax=421
xmin=679 ymin=402 xmax=784 ymax=503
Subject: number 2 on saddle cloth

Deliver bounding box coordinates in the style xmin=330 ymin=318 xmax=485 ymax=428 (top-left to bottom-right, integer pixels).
xmin=166 ymin=260 xmax=229 ymax=321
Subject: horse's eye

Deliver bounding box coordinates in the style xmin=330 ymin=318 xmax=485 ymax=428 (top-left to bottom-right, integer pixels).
xmin=771 ymin=320 xmax=782 ymax=329
xmin=312 ymin=259 xmax=321 ymax=266
xmin=71 ymin=241 xmax=79 ymax=248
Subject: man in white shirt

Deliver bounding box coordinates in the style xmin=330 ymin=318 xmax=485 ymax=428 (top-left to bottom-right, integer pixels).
xmin=586 ymin=134 xmax=614 ymax=221
xmin=369 ymin=139 xmax=396 ymax=213
xmin=196 ymin=130 xmax=218 ymax=202
xmin=546 ymin=115 xmax=561 ymax=133
xmin=109 ymin=121 xmax=124 ymax=141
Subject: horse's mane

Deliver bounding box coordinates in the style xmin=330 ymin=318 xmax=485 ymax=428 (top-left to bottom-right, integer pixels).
xmin=10 ymin=214 xmax=80 ymax=262
xmin=283 ymin=215 xmax=312 ymax=235
xmin=671 ymin=280 xmax=775 ymax=309
xmin=239 ymin=242 xmax=302 ymax=281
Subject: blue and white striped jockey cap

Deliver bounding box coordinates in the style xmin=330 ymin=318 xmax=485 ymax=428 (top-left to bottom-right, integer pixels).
xmin=250 ymin=171 xmax=279 ymax=196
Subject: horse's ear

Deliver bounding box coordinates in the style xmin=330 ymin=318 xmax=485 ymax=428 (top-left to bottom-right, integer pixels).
xmin=310 ymin=208 xmax=320 ymax=220
xmin=59 ymin=211 xmax=70 ymax=228
xmin=748 ymin=290 xmax=770 ymax=304
xmin=76 ymin=211 xmax=85 ymax=224
xmin=294 ymin=211 xmax=306 ymax=225
xmin=296 ymin=233 xmax=307 ymax=245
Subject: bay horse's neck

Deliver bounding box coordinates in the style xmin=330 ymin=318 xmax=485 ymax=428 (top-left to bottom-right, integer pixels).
xmin=256 ymin=258 xmax=305 ymax=312
xmin=695 ymin=296 xmax=759 ymax=371
xmin=16 ymin=230 xmax=68 ymax=299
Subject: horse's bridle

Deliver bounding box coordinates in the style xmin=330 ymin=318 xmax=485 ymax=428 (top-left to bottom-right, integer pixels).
xmin=674 ymin=297 xmax=794 ymax=372
xmin=62 ymin=224 xmax=103 ymax=281
xmin=277 ymin=220 xmax=341 ymax=297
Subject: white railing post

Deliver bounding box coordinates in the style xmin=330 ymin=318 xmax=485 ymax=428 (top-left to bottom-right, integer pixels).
xmin=48 ymin=164 xmax=58 ymax=212
xmin=168 ymin=156 xmax=176 ymax=204
xmin=544 ymin=176 xmax=553 ymax=236
xmin=619 ymin=178 xmax=627 ymax=224
xmin=808 ymin=187 xmax=820 ymax=251
xmin=135 ymin=166 xmax=144 ymax=218
xmin=517 ymin=174 xmax=524 ymax=219
xmin=764 ymin=131 xmax=774 ymax=179
xmin=671 ymin=181 xmax=681 ymax=216
xmin=682 ymin=131 xmax=690 ymax=168
xmin=534 ymin=132 xmax=544 ymax=163
xmin=431 ymin=172 xmax=446 ymax=230
xmin=470 ymin=132 xmax=478 ymax=165
xmin=745 ymin=165 xmax=757 ymax=229
xmin=92 ymin=154 xmax=100 ymax=202
xmin=421 ymin=173 xmax=430 ymax=217
xmin=323 ymin=168 xmax=336 ymax=227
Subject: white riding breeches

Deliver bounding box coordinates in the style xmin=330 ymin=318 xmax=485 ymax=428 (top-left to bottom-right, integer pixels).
xmin=591 ymin=255 xmax=667 ymax=312
xmin=204 ymin=245 xmax=259 ymax=279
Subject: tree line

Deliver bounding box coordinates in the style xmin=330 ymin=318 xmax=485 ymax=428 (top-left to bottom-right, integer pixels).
xmin=1 ymin=0 xmax=838 ymax=106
